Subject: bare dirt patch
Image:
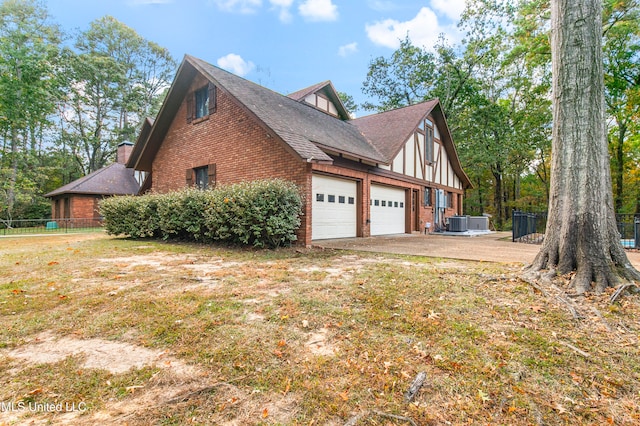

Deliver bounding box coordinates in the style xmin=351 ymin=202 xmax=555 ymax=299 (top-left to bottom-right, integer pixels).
xmin=305 ymin=327 xmax=336 ymax=357
xmin=5 ymin=331 xmax=194 ymax=375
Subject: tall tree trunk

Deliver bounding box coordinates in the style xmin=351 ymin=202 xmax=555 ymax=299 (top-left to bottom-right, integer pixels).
xmin=529 ymin=0 xmax=640 ymax=293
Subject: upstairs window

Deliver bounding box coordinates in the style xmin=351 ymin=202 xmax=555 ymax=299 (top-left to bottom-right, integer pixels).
xmin=195 ymin=86 xmax=209 ymax=119
xmin=187 ymin=83 xmax=217 ymax=123
xmin=425 ymin=126 xmax=433 ymax=163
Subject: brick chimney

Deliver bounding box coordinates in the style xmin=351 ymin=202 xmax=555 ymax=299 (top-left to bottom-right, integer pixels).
xmin=117 ymin=142 xmax=134 ymax=165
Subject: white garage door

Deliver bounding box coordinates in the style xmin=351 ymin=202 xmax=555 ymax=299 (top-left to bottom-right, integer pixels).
xmin=370 ymin=184 xmax=406 ymax=236
xmin=312 ymin=174 xmax=357 ymax=240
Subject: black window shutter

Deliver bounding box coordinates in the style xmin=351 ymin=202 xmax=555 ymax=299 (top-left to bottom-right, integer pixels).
xmin=186 ymin=93 xmax=194 ymax=123
xmin=208 ymin=84 xmax=217 ymax=115
xmin=186 ymin=169 xmax=193 ymax=186
xmin=207 ymin=163 xmax=217 ymax=188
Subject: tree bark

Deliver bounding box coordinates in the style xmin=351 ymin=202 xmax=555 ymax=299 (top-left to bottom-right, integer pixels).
xmin=528 ymin=0 xmax=640 ymax=293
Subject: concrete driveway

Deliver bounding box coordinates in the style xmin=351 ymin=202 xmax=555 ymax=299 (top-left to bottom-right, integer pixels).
xmin=315 ymin=232 xmax=640 ymax=269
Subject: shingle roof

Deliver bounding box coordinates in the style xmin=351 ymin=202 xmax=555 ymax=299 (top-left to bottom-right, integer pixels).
xmin=352 ymin=101 xmax=439 ymax=160
xmin=287 ymin=81 xmax=330 ymax=101
xmin=44 ymin=163 xmax=140 ymax=198
xmin=187 ymin=56 xmax=386 ymax=164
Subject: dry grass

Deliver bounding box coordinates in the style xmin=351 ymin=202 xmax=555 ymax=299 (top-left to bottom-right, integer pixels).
xmin=0 ymin=233 xmax=639 ymax=425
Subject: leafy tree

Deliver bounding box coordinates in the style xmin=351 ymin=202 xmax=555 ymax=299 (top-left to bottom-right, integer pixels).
xmin=528 ymin=0 xmax=640 ymax=293
xmin=60 ymin=16 xmax=175 ymax=174
xmin=602 ymin=0 xmax=640 ymax=212
xmin=361 ymin=37 xmax=437 ymax=112
xmin=337 ymin=91 xmax=357 ymax=117
xmin=0 ymin=0 xmax=62 ymax=223
xmin=360 ymin=1 xmax=553 ymax=228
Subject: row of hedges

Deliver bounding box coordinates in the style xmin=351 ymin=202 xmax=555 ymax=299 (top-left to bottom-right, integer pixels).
xmin=99 ymin=179 xmax=303 ymax=248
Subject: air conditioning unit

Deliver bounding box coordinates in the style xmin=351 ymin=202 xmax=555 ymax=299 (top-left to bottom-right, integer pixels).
xmin=467 ymin=216 xmax=489 ymax=231
xmin=448 ymin=216 xmax=468 ymax=232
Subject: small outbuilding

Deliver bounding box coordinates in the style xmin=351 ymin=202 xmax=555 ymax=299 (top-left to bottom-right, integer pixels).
xmin=44 ymin=142 xmax=140 ymax=221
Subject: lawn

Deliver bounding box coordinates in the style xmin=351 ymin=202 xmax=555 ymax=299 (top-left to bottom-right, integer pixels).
xmin=0 ymin=233 xmax=638 ymax=425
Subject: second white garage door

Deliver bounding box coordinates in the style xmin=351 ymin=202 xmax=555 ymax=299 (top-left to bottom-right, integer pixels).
xmin=312 ymin=174 xmax=357 ymax=240
xmin=370 ymin=184 xmax=406 ymax=235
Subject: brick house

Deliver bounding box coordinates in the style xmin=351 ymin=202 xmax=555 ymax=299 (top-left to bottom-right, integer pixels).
xmin=45 ymin=142 xmax=140 ymax=220
xmin=129 ymin=55 xmax=472 ymax=246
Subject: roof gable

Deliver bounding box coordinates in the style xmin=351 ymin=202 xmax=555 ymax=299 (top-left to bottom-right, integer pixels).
xmin=127 ymin=117 xmax=153 ymax=168
xmin=287 ymin=81 xmax=351 ymax=120
xmin=351 ymin=100 xmax=471 ymax=188
xmin=133 ymin=55 xmax=386 ymax=171
xmin=351 ymin=101 xmax=438 ymax=160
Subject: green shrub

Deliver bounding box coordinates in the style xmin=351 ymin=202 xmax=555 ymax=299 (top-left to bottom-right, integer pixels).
xmin=99 ymin=179 xmax=302 ymax=248
xmin=99 ymin=194 xmax=161 ymax=238
xmin=155 ymin=189 xmax=211 ymax=241
xmin=203 ymin=179 xmax=302 ymax=247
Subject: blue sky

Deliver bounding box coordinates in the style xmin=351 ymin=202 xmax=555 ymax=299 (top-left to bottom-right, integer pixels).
xmin=47 ymin=0 xmax=466 ymax=115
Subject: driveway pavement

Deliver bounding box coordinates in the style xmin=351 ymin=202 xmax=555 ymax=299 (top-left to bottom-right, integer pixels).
xmin=315 ymin=232 xmax=640 ymax=269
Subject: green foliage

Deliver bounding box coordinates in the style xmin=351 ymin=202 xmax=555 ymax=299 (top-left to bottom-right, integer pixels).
xmin=99 ymin=193 xmax=160 ymax=239
xmin=62 ymin=15 xmax=176 ymax=174
xmin=100 ymin=179 xmax=303 ymax=248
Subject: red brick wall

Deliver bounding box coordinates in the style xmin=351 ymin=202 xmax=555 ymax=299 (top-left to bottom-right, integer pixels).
xmin=70 ymin=195 xmax=100 ymax=219
xmin=50 ymin=195 xmax=101 ymax=220
xmin=151 ymin=75 xmax=310 ymax=243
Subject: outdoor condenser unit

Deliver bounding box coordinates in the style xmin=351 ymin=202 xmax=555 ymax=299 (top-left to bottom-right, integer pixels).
xmin=448 ymin=216 xmax=468 ymax=232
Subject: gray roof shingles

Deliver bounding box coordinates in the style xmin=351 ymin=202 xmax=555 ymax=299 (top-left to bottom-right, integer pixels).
xmin=45 ymin=163 xmax=140 ymax=198
xmin=188 ymin=56 xmax=387 ymax=164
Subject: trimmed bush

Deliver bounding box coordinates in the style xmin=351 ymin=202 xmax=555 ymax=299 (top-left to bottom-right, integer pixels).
xmin=99 ymin=194 xmax=161 ymax=238
xmin=99 ymin=179 xmax=303 ymax=248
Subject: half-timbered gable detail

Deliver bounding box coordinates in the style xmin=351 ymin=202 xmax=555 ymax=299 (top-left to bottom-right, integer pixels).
xmin=287 ymin=81 xmax=352 ymax=120
xmin=130 ymin=55 xmax=471 ymax=245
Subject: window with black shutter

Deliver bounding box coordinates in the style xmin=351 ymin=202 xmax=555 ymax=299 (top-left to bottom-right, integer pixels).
xmin=195 ymin=86 xmax=209 ymax=119
xmin=188 ymin=83 xmax=217 ymax=123
xmin=207 ymin=163 xmax=217 ymax=189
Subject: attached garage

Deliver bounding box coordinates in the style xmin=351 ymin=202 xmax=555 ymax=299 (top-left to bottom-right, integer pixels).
xmin=370 ymin=184 xmax=406 ymax=236
xmin=312 ymin=174 xmax=357 ymax=240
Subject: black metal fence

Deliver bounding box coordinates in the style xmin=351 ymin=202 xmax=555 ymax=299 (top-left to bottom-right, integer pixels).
xmin=512 ymin=210 xmax=639 ymax=249
xmin=512 ymin=210 xmax=547 ymax=243
xmin=617 ymin=214 xmax=640 ymax=249
xmin=0 ymin=218 xmax=103 ymax=236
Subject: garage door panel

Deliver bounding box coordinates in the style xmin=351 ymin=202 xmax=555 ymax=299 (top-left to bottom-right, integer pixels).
xmin=312 ymin=175 xmax=357 ymax=240
xmin=370 ymin=185 xmax=406 ymax=236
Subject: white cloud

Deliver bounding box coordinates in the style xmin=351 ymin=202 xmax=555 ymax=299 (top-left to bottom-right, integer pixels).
xmin=210 ymin=0 xmax=262 ymax=14
xmin=338 ymin=42 xmax=358 ymax=57
xmin=217 ymin=54 xmax=256 ymax=76
xmin=431 ymin=0 xmax=466 ymax=21
xmin=298 ymin=0 xmax=338 ymax=22
xmin=367 ymin=0 xmax=396 ymax=12
xmin=269 ymin=0 xmax=294 ymax=23
xmin=366 ymin=6 xmax=455 ymax=49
